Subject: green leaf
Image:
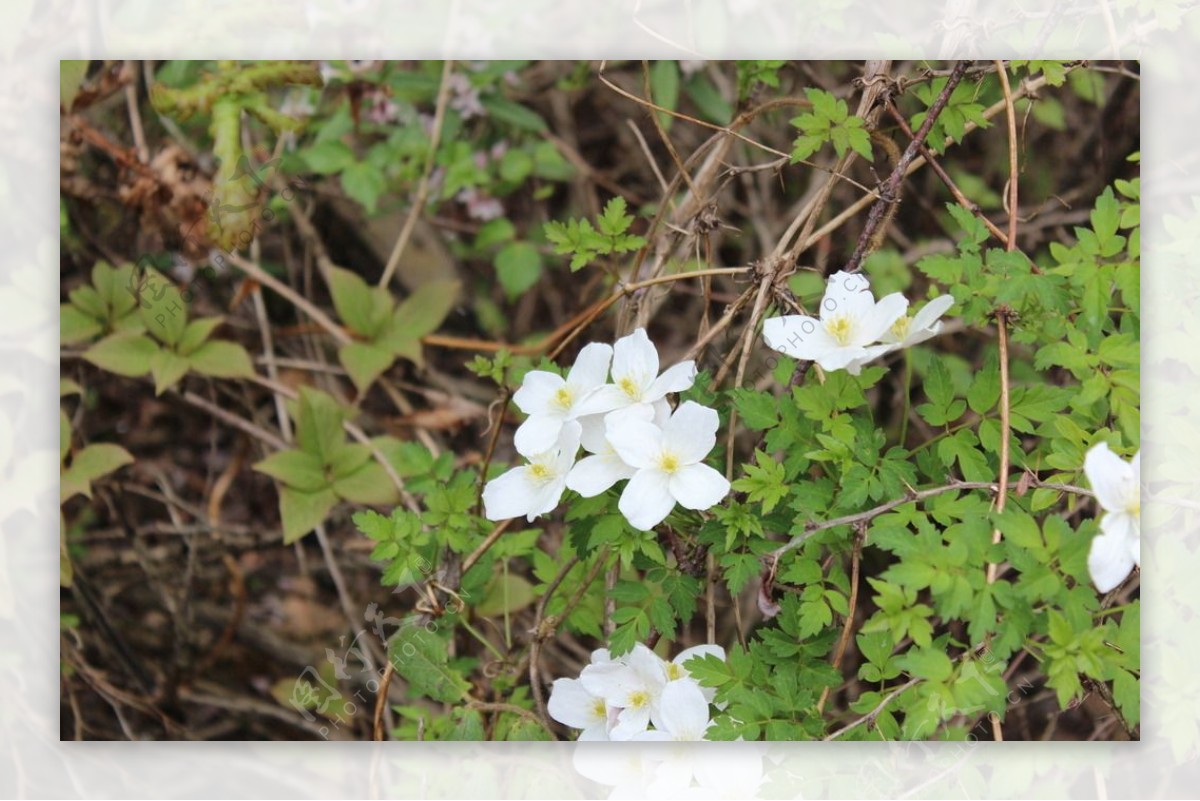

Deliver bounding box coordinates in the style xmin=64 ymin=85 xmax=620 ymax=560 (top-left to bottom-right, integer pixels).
xmin=61 ymin=304 xmax=103 ymax=344
xmin=650 ymin=60 xmax=680 ymax=131
xmin=84 ymin=331 xmax=158 ymax=378
xmin=480 ymin=96 xmax=547 ymax=132
xmin=328 ymin=266 xmax=391 ymax=337
xmin=294 ymin=387 xmax=347 ymax=464
xmin=332 ymin=460 xmax=399 ymax=505
xmin=381 ymin=280 xmax=460 ymax=362
xmin=61 ymin=443 xmax=134 ymax=501
xmin=61 ymin=60 xmax=90 ymax=110
xmin=389 ymin=625 xmax=472 ymax=703
xmin=731 ymin=388 xmax=778 ymax=430
xmin=149 ymin=349 xmax=191 ymax=395
xmin=301 ymin=140 xmax=356 ymax=174
xmin=254 ymin=449 xmax=329 ymax=492
xmin=900 ymin=647 xmax=953 ymax=682
xmin=339 ymin=342 xmax=396 ymax=393
xmin=341 ymin=161 xmax=387 ymax=214
xmin=279 ymin=486 xmax=338 ymax=543
xmin=176 ymin=316 xmax=225 ymax=356
xmin=474 ymin=218 xmax=516 ymax=250
xmin=475 ymin=572 xmax=537 ymax=617
xmin=187 ymin=340 xmax=256 ymax=379
xmin=137 ymin=269 xmax=188 ymax=347
xmin=966 ymin=351 xmax=1000 ymax=413
xmin=495 ymin=241 xmax=543 ymax=300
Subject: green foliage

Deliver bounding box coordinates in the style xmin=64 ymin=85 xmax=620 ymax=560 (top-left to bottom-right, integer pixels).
xmin=910 ymin=77 xmax=991 ymax=153
xmin=328 ymin=267 xmax=460 ymax=392
xmin=544 ymin=197 xmax=647 ymax=272
xmin=790 ymin=88 xmax=872 ymax=162
xmin=82 ymin=268 xmax=254 ymax=394
xmin=61 ymin=261 xmax=142 ymax=344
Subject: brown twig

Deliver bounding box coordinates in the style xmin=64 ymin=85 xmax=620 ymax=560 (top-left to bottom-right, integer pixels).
xmin=817 ymin=522 xmax=866 ymax=715
xmin=373 ymin=658 xmax=395 ymax=741
xmin=843 ymin=60 xmax=972 ymax=274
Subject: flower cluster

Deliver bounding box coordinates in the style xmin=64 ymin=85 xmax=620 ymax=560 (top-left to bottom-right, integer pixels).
xmin=548 ymin=643 xmax=725 ymax=741
xmin=1083 ymin=442 xmax=1141 ymax=592
xmin=482 ymin=328 xmax=731 ymax=530
xmin=762 ymin=270 xmax=954 ymax=375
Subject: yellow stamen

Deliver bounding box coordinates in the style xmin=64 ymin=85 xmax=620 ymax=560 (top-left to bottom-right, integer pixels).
xmin=825 ymin=314 xmax=854 ymax=346
xmin=553 ymin=386 xmax=574 ymax=410
xmin=628 ymin=690 xmax=649 ymax=709
xmin=659 ymin=453 xmax=680 ymax=474
xmin=890 ymin=316 xmax=912 ymax=341
xmin=666 ymin=663 xmax=682 ymax=681
xmin=618 ymin=376 xmax=642 ymax=401
xmin=528 ymin=463 xmax=552 ymax=481
xmin=592 ymin=699 xmax=607 ymax=719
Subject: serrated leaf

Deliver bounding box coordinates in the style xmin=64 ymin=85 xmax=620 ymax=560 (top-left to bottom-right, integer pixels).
xmin=900 ymin=647 xmax=953 ymax=682
xmin=279 ymin=486 xmax=338 ymax=543
xmin=389 ymin=626 xmax=472 ymax=703
xmin=341 ymin=161 xmax=387 ymax=214
xmin=301 ymin=140 xmax=355 ymax=174
xmin=83 ymin=331 xmax=158 ymax=378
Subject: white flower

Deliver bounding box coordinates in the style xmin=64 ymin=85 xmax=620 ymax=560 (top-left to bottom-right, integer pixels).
xmin=547 ymin=676 xmax=612 ymax=741
xmin=573 ymin=328 xmax=697 ymax=416
xmin=606 ymin=401 xmax=731 ymax=531
xmin=762 ymin=270 xmax=908 ymax=375
xmin=630 ymin=680 xmax=714 ymax=742
xmin=481 ymin=422 xmax=581 ymax=522
xmin=580 ymin=643 xmax=667 ymax=740
xmin=512 ymin=342 xmax=612 ymax=456
xmin=1083 ymin=443 xmax=1141 ymax=592
xmin=879 ymin=294 xmax=955 ymax=349
xmin=565 ymin=402 xmax=669 ymax=498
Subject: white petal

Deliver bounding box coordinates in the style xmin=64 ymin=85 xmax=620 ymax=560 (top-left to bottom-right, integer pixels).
xmin=669 ymin=463 xmax=730 ymax=511
xmin=612 ymin=328 xmax=659 ymax=388
xmin=513 ymin=414 xmax=564 ymax=458
xmin=572 ymin=384 xmax=632 ymax=418
xmin=577 ymin=724 xmax=611 ymax=742
xmin=821 ymin=270 xmax=876 ymax=322
xmin=590 ymin=648 xmax=612 ymax=664
xmin=662 ymin=401 xmax=718 ymax=465
xmin=553 ymin=421 xmax=583 ymax=474
xmin=629 ymin=729 xmax=672 ymax=741
xmin=1089 ymin=519 xmax=1137 ymax=593
xmin=650 ymin=398 xmax=671 ymax=426
xmin=673 ymin=643 xmax=726 ymax=670
xmin=566 ymin=454 xmax=634 ymax=497
xmin=909 ymin=294 xmax=955 ymax=333
xmin=1084 ymin=442 xmax=1137 ymax=514
xmin=566 ymin=342 xmax=613 ymax=395
xmin=482 ymin=466 xmax=540 ymax=521
xmin=842 ymin=343 xmax=896 ymax=375
xmin=627 ymin=643 xmax=668 ymax=689
xmin=577 ymin=413 xmax=610 ymax=454
xmin=512 ymin=370 xmax=564 ymax=415
xmin=524 ymin=478 xmax=567 ymax=522
xmin=609 ymin=704 xmax=652 ymax=741
xmin=548 ymin=678 xmax=602 ymax=729
xmin=646 ymin=360 xmax=697 ymax=400
xmin=619 ymin=469 xmax=677 ymax=530
xmin=762 ymin=315 xmax=837 ymax=361
xmin=653 ymin=680 xmax=711 ymax=740
xmin=606 ymin=419 xmax=666 ymax=470
xmin=856 ymin=292 xmax=909 ymax=345
xmin=580 ymin=662 xmax=637 ymax=704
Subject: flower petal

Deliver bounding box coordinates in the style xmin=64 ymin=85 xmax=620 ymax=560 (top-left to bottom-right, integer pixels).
xmin=553 ymin=421 xmax=582 ymax=473
xmin=821 ymin=270 xmax=876 ymax=322
xmin=647 ymin=360 xmax=697 ymax=400
xmin=652 ymin=679 xmax=711 ymax=740
xmin=566 ymin=342 xmax=614 ymax=395
xmin=619 ymin=469 xmax=677 ymax=530
xmin=606 ymin=418 xmax=666 ymax=470
xmin=1084 ymin=442 xmax=1137 ymax=514
xmin=548 ymin=677 xmax=602 ymax=730
xmin=762 ymin=315 xmax=838 ymax=361
xmin=857 ymin=292 xmax=909 ymax=345
xmin=580 ymin=662 xmax=640 ymax=705
xmin=609 ymin=704 xmax=652 ymax=741
xmin=1089 ymin=518 xmax=1137 ymax=593
xmin=572 ymin=384 xmax=631 ymax=418
xmin=577 ymin=413 xmax=610 ymax=455
xmin=909 ymin=294 xmax=955 ymax=334
xmin=481 ymin=466 xmax=539 ymax=521
xmin=513 ymin=414 xmax=564 ymax=458
xmin=566 ymin=454 xmax=634 ymax=497
xmin=669 ymin=463 xmax=730 ymax=511
xmin=842 ymin=343 xmax=896 ymax=375
xmin=612 ymin=328 xmax=659 ymax=389
xmin=512 ymin=370 xmax=564 ymax=415
xmin=662 ymin=401 xmax=718 ymax=465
